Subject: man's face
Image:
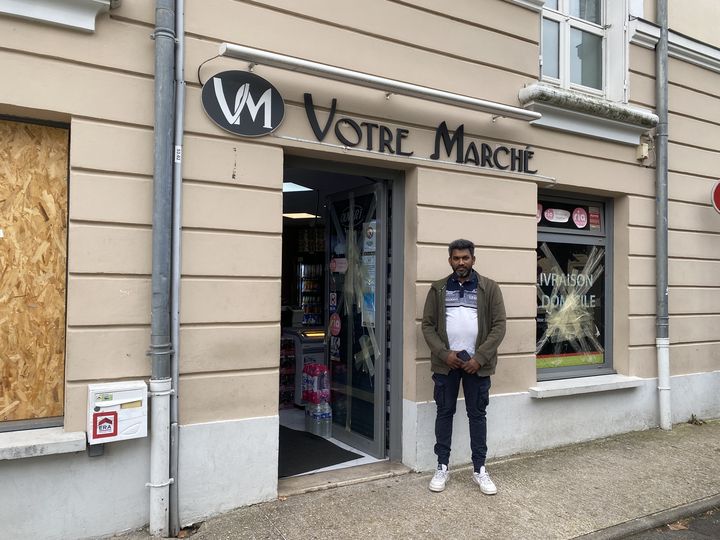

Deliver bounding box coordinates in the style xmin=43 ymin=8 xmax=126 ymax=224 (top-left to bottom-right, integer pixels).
xmin=449 ymin=249 xmax=475 ymax=280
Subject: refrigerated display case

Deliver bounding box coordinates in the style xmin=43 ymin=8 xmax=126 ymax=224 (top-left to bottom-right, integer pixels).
xmin=297 ymin=262 xmax=323 ymax=326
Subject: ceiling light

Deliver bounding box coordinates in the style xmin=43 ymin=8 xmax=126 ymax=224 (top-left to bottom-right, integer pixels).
xmin=283 ymin=182 xmax=312 ymax=192
xmin=283 ymin=212 xmax=320 ymax=219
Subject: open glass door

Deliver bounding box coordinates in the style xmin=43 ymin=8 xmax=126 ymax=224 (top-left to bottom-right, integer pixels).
xmin=326 ymin=183 xmax=387 ymax=458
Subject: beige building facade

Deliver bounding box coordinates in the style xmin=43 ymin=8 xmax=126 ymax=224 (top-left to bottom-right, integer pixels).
xmin=0 ymin=0 xmax=719 ymax=537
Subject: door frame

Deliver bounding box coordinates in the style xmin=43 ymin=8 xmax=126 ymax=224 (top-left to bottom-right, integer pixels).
xmin=326 ymin=183 xmax=387 ymax=457
xmin=284 ymin=155 xmax=404 ymax=462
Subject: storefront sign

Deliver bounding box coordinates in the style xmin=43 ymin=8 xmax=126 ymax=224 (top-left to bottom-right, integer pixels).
xmin=304 ymin=94 xmax=537 ymax=174
xmin=201 ymin=71 xmax=285 ymax=137
xmin=712 ymin=180 xmax=720 ymax=214
xmin=201 ymin=73 xmax=539 ymax=173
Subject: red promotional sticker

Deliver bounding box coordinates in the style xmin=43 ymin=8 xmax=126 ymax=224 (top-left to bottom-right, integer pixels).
xmin=572 ymin=207 xmax=588 ymax=228
xmin=329 ymin=313 xmax=342 ymax=336
xmin=588 ymin=207 xmax=601 ymax=230
xmin=544 ymin=208 xmax=570 ymax=223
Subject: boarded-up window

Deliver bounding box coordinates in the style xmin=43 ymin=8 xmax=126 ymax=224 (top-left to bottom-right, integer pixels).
xmin=0 ymin=119 xmax=68 ymax=424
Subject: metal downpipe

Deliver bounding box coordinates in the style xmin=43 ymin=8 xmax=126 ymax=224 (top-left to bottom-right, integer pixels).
xmin=149 ymin=0 xmax=176 ymax=535
xmin=169 ymin=0 xmax=185 ymax=535
xmin=655 ymin=0 xmax=671 ymax=431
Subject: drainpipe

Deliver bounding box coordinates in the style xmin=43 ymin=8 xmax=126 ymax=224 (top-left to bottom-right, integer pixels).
xmin=169 ymin=0 xmax=186 ymax=535
xmin=655 ymin=0 xmax=671 ymax=430
xmin=148 ymin=0 xmax=176 ymax=536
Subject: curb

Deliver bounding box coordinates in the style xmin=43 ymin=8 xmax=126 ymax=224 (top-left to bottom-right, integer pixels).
xmin=574 ymin=493 xmax=720 ymax=539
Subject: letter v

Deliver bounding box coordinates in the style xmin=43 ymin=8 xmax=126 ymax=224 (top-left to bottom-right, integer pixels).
xmin=304 ymin=93 xmax=336 ymax=141
xmin=214 ymin=77 xmax=242 ymax=124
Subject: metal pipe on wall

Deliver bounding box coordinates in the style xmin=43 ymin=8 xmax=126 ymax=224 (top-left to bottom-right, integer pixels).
xmin=218 ymin=43 xmax=541 ymax=122
xmin=149 ymin=0 xmax=176 ymax=535
xmin=169 ymin=0 xmax=186 ymax=534
xmin=655 ymin=0 xmax=671 ymax=431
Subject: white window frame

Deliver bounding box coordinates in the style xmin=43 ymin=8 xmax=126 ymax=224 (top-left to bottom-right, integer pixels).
xmin=541 ymin=0 xmax=627 ymax=103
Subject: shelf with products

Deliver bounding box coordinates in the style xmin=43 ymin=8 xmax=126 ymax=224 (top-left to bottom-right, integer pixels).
xmin=279 ymin=336 xmax=296 ymax=409
xmin=297 ymin=261 xmax=324 ymax=326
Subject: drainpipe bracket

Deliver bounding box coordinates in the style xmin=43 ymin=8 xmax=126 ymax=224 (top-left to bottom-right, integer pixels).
xmin=148 ymin=389 xmax=175 ymax=397
xmin=146 ymin=478 xmax=175 ymax=489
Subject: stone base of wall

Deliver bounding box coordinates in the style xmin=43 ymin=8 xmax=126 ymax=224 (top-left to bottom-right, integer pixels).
xmin=402 ymin=371 xmax=720 ymax=471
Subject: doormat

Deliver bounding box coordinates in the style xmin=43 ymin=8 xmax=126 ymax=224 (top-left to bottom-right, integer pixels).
xmin=278 ymin=425 xmax=363 ymax=478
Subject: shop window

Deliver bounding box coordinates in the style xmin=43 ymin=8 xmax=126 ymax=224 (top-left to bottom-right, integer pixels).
xmin=536 ymin=196 xmax=612 ymax=380
xmin=541 ymin=0 xmax=626 ymax=102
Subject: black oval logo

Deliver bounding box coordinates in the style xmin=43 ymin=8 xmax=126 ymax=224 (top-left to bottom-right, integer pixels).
xmin=201 ymin=71 xmax=285 ymax=137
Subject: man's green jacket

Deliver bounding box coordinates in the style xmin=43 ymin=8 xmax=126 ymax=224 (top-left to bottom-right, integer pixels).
xmin=421 ymin=271 xmax=507 ymax=377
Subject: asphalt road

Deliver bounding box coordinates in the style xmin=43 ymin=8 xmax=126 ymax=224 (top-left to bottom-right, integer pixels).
xmin=623 ymin=507 xmax=720 ymax=539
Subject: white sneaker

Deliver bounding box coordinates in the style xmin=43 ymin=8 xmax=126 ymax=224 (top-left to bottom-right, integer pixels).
xmin=429 ymin=464 xmax=449 ymax=492
xmin=473 ymin=466 xmax=497 ymax=495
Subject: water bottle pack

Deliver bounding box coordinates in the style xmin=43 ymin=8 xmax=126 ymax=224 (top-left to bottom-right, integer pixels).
xmin=302 ymin=363 xmax=330 ymax=404
xmin=306 ymin=402 xmax=332 ymax=438
xmin=303 ymin=363 xmax=331 ymax=437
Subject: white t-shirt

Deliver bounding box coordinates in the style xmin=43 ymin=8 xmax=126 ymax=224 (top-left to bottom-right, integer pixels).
xmin=445 ymin=279 xmax=478 ymax=357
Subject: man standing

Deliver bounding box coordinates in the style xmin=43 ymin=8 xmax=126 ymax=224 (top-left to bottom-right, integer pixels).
xmin=422 ymin=239 xmax=506 ymax=494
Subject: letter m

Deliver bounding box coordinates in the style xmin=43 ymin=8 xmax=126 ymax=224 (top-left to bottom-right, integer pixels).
xmin=430 ymin=122 xmax=464 ymax=163
xmin=213 ymin=78 xmax=273 ymax=128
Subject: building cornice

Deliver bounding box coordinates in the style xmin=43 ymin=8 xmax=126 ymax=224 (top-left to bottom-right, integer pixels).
xmin=505 ymin=0 xmax=545 ymax=13
xmin=0 ymin=0 xmax=120 ymax=32
xmin=630 ymin=18 xmax=720 ymax=74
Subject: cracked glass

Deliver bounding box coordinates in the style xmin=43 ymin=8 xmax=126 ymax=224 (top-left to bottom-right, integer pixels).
xmin=536 ymin=242 xmax=605 ymax=369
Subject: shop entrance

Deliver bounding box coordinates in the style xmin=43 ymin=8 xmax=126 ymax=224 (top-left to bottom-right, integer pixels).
xmin=278 ymin=159 xmax=399 ymax=478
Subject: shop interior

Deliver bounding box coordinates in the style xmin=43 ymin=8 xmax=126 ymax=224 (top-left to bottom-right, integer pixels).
xmin=278 ymin=164 xmax=386 ymax=478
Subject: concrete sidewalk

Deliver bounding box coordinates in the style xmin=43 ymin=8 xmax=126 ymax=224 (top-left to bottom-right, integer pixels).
xmin=118 ymin=420 xmax=720 ymax=540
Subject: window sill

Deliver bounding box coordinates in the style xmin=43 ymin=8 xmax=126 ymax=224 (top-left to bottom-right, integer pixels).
xmin=0 ymin=0 xmax=118 ymax=33
xmin=518 ymin=84 xmax=658 ymax=145
xmin=529 ymin=374 xmax=644 ymax=399
xmin=0 ymin=427 xmax=86 ymax=460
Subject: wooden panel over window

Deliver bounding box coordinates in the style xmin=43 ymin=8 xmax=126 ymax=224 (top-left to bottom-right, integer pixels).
xmin=0 ymin=119 xmax=68 ymax=423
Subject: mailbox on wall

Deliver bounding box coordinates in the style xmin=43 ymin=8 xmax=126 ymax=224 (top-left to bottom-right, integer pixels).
xmin=87 ymin=381 xmax=148 ymax=445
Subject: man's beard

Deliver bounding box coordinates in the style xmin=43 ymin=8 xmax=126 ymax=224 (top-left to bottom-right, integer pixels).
xmin=454 ymin=266 xmax=471 ymax=278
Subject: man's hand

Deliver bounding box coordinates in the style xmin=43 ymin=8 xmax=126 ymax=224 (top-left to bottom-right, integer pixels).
xmin=445 ymin=351 xmax=465 ymax=370
xmin=462 ymin=357 xmax=481 ymax=375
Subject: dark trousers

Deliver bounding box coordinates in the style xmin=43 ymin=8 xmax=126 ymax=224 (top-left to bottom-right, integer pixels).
xmin=433 ymin=370 xmax=491 ymax=472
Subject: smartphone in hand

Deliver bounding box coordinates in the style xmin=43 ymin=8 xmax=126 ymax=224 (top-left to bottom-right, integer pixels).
xmin=457 ymin=350 xmax=471 ymax=362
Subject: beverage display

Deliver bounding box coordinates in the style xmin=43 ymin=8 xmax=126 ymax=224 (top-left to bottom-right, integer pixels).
xmin=297 ymin=263 xmax=323 ymax=326
xmin=303 ymin=363 xmax=332 ymax=437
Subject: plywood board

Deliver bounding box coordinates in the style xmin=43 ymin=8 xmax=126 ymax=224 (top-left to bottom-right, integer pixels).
xmin=0 ymin=119 xmax=68 ymax=422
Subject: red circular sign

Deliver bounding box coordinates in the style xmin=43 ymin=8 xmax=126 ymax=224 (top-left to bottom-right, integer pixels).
xmin=329 ymin=313 xmax=342 ymax=336
xmin=572 ymin=207 xmax=588 ymax=228
xmin=712 ymin=180 xmax=720 ymax=214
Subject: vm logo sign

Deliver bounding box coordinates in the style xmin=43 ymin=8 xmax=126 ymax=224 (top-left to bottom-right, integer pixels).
xmin=202 ymin=71 xmax=285 ymax=137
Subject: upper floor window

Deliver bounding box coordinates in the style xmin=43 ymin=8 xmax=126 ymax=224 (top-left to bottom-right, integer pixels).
xmin=542 ymin=0 xmax=604 ymax=93
xmin=540 ymin=1 xmax=626 ymax=102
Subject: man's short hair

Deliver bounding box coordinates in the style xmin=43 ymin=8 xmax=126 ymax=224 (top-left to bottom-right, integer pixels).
xmin=448 ymin=239 xmax=475 ymax=256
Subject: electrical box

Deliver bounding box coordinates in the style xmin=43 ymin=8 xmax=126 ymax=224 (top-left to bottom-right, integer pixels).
xmin=87 ymin=381 xmax=148 ymax=445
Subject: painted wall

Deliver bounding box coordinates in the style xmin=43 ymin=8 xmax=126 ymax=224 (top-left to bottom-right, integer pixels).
xmin=627 ymin=40 xmax=720 ymax=379
xmin=669 ymin=0 xmax=720 ymax=49
xmin=1 ymin=0 xmax=720 ymax=537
